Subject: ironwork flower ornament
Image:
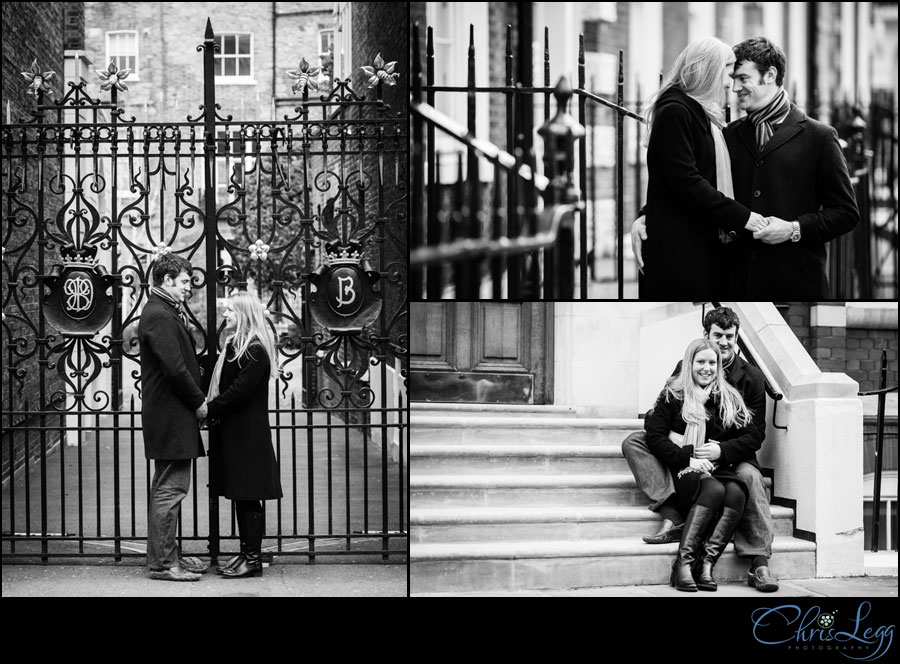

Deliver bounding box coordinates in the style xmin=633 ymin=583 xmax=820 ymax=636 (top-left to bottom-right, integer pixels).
xmin=360 ymin=53 xmax=398 ymax=88
xmin=151 ymin=243 xmax=172 ymax=260
xmin=249 ymin=240 xmax=270 ymax=261
xmin=96 ymin=61 xmax=131 ymax=92
xmin=288 ymin=58 xmax=320 ymax=94
xmin=21 ymin=60 xmax=55 ymax=96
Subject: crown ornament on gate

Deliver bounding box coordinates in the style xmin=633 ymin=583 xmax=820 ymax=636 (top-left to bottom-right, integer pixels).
xmin=309 ymin=241 xmax=382 ymax=333
xmin=60 ymin=243 xmax=101 ymax=269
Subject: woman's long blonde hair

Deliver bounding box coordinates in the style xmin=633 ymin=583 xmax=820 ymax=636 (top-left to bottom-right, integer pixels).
xmin=663 ymin=339 xmax=752 ymax=429
xmin=644 ymin=36 xmax=734 ymax=143
xmin=208 ymin=291 xmax=278 ymax=399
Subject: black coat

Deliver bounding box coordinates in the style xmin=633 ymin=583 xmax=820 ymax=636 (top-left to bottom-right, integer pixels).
xmin=643 ymin=87 xmax=752 ymax=299
xmin=648 ymin=355 xmax=767 ymax=471
xmin=644 ymin=391 xmax=751 ymax=516
xmin=723 ymin=104 xmax=859 ymax=298
xmin=207 ymin=342 xmax=283 ymax=501
xmin=138 ymin=293 xmax=206 ymax=460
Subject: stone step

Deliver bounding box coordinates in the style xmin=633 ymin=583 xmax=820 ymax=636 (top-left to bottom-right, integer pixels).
xmin=412 ymin=444 xmax=631 ymax=475
xmin=411 ymin=403 xmax=578 ymax=418
xmin=412 ymin=416 xmax=644 ymax=446
xmin=410 ymin=504 xmax=796 ymax=543
xmin=410 ymin=536 xmax=816 ymax=594
xmin=411 ymin=473 xmax=645 ymax=507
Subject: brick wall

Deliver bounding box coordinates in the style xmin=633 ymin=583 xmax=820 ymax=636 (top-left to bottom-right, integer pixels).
xmin=2 ymin=2 xmax=69 ymax=481
xmin=65 ymin=3 xmax=85 ymax=50
xmin=777 ymin=303 xmax=898 ymax=393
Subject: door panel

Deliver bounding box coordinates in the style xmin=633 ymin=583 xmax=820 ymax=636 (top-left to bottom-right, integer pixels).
xmin=411 ymin=302 xmax=551 ymax=404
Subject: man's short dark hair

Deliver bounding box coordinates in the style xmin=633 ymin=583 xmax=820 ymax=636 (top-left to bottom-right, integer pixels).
xmin=151 ymin=253 xmax=193 ymax=286
xmin=733 ymin=37 xmax=786 ymax=87
xmin=703 ymin=306 xmax=741 ymax=334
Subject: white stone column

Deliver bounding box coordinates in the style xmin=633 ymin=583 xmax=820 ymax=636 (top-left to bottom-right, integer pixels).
xmin=731 ymin=302 xmax=864 ymax=578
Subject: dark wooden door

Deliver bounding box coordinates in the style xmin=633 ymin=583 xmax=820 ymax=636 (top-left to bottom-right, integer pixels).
xmin=411 ymin=302 xmax=552 ymax=404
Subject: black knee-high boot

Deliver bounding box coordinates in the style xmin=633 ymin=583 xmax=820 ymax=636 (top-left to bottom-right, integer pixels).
xmin=670 ymin=504 xmax=716 ymax=592
xmin=223 ymin=509 xmax=263 ymax=579
xmin=694 ymin=506 xmax=742 ymax=591
xmin=216 ymin=505 xmax=247 ymax=575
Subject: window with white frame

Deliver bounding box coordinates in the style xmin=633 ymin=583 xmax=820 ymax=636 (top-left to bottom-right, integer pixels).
xmin=319 ymin=29 xmax=333 ymax=64
xmin=426 ymin=2 xmax=489 ymax=183
xmin=864 ymin=471 xmax=898 ymax=551
xmin=106 ymin=31 xmax=139 ymax=78
xmin=214 ymin=34 xmax=253 ymax=79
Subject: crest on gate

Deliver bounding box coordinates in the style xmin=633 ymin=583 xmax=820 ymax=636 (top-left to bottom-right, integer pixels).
xmin=309 ymin=241 xmax=382 ymax=333
xmin=42 ymin=244 xmax=116 ymax=337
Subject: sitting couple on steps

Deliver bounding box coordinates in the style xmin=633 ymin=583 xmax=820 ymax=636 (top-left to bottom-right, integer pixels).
xmin=622 ymin=307 xmax=779 ymax=593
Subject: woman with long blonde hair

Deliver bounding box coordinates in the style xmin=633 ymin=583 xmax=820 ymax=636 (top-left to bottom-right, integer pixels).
xmin=206 ymin=290 xmax=283 ymax=579
xmin=644 ymin=339 xmax=753 ymax=592
xmin=640 ymin=37 xmax=768 ymax=299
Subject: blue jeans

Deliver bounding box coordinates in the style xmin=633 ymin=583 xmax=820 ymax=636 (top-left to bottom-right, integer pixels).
xmin=621 ymin=430 xmax=773 ymax=558
xmin=147 ymin=459 xmax=192 ymax=570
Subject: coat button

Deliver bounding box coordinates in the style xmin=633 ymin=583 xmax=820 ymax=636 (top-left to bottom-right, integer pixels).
xmin=755 ymin=160 xmax=764 ymax=167
xmin=728 ymin=230 xmax=737 ymax=237
xmin=753 ymin=189 xmax=761 ymax=197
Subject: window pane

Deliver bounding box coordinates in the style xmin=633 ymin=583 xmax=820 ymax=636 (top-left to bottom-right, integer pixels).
xmin=238 ymin=57 xmax=250 ymax=77
xmin=214 ymin=35 xmax=222 ymax=48
xmin=224 ymin=35 xmax=235 ymax=54
xmin=224 ymin=58 xmax=236 ymax=76
xmin=238 ymin=35 xmax=250 ymax=55
xmin=127 ymin=56 xmax=136 ymax=72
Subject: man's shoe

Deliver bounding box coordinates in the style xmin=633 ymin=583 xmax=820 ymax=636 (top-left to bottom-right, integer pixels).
xmin=747 ymin=566 xmax=780 ymax=592
xmin=643 ymin=519 xmax=683 ymax=544
xmin=149 ymin=565 xmax=202 ymax=582
xmin=178 ymin=556 xmax=209 ymax=574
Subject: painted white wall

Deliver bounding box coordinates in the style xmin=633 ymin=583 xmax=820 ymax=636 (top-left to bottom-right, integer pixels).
xmin=554 ymin=302 xmax=655 ymax=417
xmin=637 ymin=302 xmax=706 ymax=412
xmin=732 ymin=302 xmax=864 ymax=578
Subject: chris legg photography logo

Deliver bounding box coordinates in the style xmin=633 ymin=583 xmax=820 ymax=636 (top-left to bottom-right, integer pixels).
xmin=751 ymin=601 xmax=895 ymax=660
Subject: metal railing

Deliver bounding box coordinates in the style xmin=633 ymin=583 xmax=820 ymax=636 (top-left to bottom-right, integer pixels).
xmin=858 ymin=349 xmax=898 ymax=553
xmin=411 ymin=21 xmax=644 ymax=300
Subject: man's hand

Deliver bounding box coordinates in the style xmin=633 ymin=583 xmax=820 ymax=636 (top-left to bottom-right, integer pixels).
xmin=631 ymin=216 xmax=647 ymax=273
xmin=753 ymin=216 xmax=793 ymax=244
xmin=195 ymin=402 xmax=208 ymax=420
xmin=695 ymin=441 xmax=722 ymax=461
xmin=744 ymin=212 xmax=769 ymax=232
xmin=689 ymin=457 xmax=715 ymax=473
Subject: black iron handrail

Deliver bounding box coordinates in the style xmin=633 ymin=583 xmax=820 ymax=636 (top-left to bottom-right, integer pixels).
xmin=858 ymin=349 xmax=898 ymax=553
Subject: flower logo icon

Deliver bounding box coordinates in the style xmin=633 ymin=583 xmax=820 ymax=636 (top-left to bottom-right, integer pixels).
xmin=817 ymin=613 xmax=835 ymax=629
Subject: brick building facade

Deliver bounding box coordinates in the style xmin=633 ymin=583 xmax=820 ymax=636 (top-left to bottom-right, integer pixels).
xmin=2 ymin=2 xmax=72 ymax=481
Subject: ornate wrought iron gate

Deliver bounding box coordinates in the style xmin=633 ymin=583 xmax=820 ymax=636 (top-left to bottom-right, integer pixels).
xmin=2 ymin=20 xmax=408 ymax=562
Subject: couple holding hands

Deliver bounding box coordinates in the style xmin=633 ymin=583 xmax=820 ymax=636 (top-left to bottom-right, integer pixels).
xmin=633 ymin=36 xmax=859 ymax=300
xmin=137 ymin=253 xmax=283 ymax=581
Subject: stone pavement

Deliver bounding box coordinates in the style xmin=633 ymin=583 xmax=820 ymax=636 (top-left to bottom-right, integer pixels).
xmin=412 ymin=575 xmax=898 ymax=597
xmin=1 ymin=559 xmax=408 ymax=597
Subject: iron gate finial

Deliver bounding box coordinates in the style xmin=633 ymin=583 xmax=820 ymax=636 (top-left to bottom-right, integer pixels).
xmin=21 ymin=60 xmax=55 ymax=97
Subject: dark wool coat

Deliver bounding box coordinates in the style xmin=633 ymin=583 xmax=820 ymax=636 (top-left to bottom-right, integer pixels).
xmin=207 ymin=342 xmax=283 ymax=501
xmin=723 ymin=104 xmax=859 ymax=298
xmin=644 ymin=355 xmax=767 ymax=516
xmin=643 ymin=87 xmax=753 ymax=300
xmin=138 ymin=293 xmax=206 ymax=460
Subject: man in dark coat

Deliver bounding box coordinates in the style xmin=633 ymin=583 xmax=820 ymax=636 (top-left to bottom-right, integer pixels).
xmin=631 ymin=39 xmax=858 ymax=299
xmin=621 ymin=307 xmax=779 ymax=592
xmin=138 ymin=253 xmax=208 ymax=581
xmin=724 ymin=37 xmax=859 ymax=298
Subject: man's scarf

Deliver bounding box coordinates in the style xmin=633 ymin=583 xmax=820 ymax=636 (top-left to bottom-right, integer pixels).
xmin=151 ymin=286 xmax=188 ymax=328
xmin=748 ymin=87 xmax=790 ymax=151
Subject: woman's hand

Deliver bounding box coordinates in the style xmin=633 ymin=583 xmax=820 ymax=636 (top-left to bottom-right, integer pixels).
xmin=689 ymin=457 xmax=715 ymax=473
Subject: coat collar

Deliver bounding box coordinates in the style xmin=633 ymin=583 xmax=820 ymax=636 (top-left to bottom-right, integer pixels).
xmin=734 ymin=103 xmax=806 ymax=158
xmin=658 ymin=87 xmax=711 ymax=134
xmin=725 ymin=353 xmax=748 ymax=384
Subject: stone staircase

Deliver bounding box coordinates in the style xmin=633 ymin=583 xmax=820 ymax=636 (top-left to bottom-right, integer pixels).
xmin=411 ymin=402 xmax=817 ymax=595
